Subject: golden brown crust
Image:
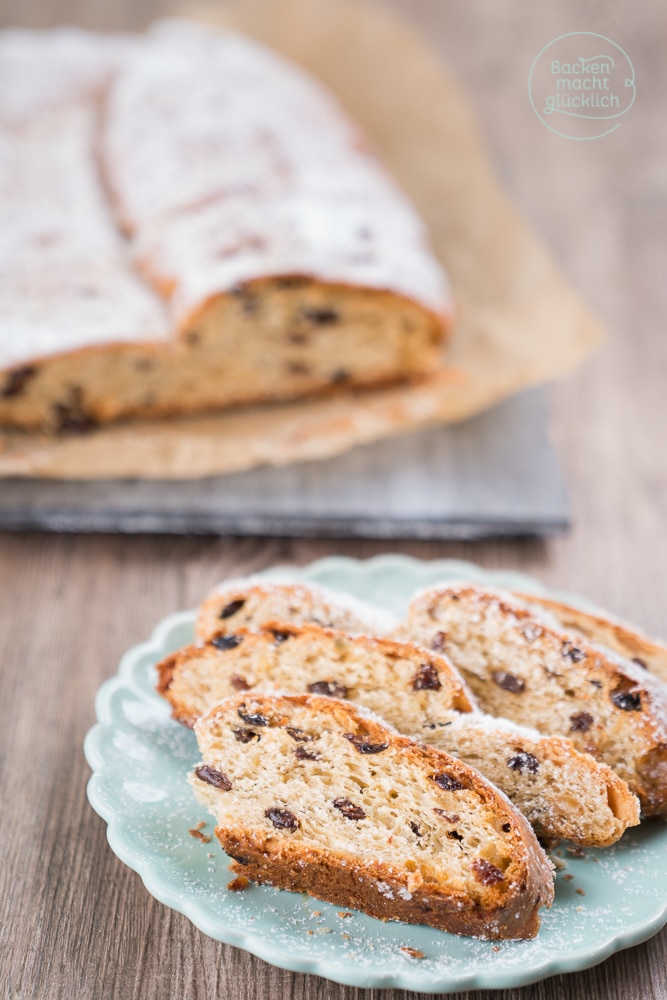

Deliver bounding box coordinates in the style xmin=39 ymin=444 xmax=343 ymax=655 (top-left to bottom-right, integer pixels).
xmin=515 ymin=592 xmax=667 ymax=687
xmin=220 ymin=831 xmax=543 ymax=940
xmin=194 ymin=693 xmax=554 ymax=940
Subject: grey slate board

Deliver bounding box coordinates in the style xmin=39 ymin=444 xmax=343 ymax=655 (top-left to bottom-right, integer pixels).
xmin=0 ymin=388 xmax=568 ymax=539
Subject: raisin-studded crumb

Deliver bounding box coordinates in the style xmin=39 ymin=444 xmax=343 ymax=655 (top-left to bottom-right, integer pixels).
xmin=233 ymin=727 xmax=260 ymax=743
xmin=343 ymin=733 xmax=389 ymax=754
xmin=570 ymin=712 xmax=594 ymax=732
xmin=492 ymin=671 xmax=526 ymax=694
xmin=333 ymin=797 xmax=366 ymax=821
xmin=265 ymin=807 xmax=299 ymax=831
xmin=472 ymin=858 xmax=505 ymax=886
xmin=237 ymin=704 xmax=270 ymax=727
xmin=219 ymin=599 xmax=246 ymax=620
xmin=433 ymin=809 xmax=460 ymax=823
xmin=307 ymin=680 xmax=348 ymax=698
xmin=561 ymin=641 xmax=586 ymax=663
xmin=412 ymin=663 xmax=442 ymax=691
xmin=430 ymin=772 xmax=465 ymax=791
xmin=211 ymin=634 xmax=244 ymax=651
xmin=430 ymin=632 xmax=447 ymax=652
xmin=288 ymin=362 xmax=310 ymax=376
xmin=507 ymin=753 xmax=539 ymax=775
xmin=2 ymin=365 xmax=37 ymax=398
xmin=286 ymin=727 xmax=313 ymax=743
xmin=195 ymin=765 xmax=232 ymax=790
xmin=611 ymin=689 xmax=642 ymax=711
xmin=302 ymin=306 xmax=339 ymax=325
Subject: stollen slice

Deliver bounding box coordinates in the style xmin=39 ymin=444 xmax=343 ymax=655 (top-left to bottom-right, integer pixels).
xmin=157 ymin=623 xmax=639 ymax=845
xmin=403 ymin=583 xmax=667 ymax=816
xmin=191 ymin=692 xmax=555 ymax=940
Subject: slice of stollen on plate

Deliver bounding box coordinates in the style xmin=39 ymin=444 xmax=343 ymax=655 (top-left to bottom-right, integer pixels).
xmin=402 ymin=583 xmax=667 ymax=816
xmin=156 ymin=621 xmax=639 ymax=846
xmin=190 ymin=692 xmax=555 ymax=940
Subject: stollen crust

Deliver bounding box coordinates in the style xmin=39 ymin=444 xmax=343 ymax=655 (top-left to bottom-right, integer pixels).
xmin=515 ymin=592 xmax=667 ymax=687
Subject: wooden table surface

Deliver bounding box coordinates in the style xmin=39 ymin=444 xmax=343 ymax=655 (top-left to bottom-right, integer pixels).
xmin=1 ymin=0 xmax=666 ymax=997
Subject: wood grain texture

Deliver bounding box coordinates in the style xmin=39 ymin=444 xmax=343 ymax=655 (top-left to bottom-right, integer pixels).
xmin=1 ymin=0 xmax=666 ymax=998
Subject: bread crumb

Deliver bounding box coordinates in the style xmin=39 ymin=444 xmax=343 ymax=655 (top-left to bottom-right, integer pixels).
xmin=318 ymin=927 xmax=332 ymax=934
xmin=307 ymin=929 xmax=314 ymax=936
xmin=342 ymin=933 xmax=350 ymax=940
xmin=189 ymin=828 xmax=212 ymax=843
xmin=576 ymin=888 xmax=586 ymax=896
xmin=563 ymin=874 xmax=574 ymax=881
xmin=226 ymin=876 xmax=249 ymax=892
xmin=337 ymin=912 xmax=353 ymax=919
xmin=551 ymin=856 xmax=566 ymax=871
xmin=400 ymin=947 xmax=425 ymax=959
xmin=194 ymin=820 xmax=207 ymax=830
xmin=312 ymin=910 xmax=322 ymax=917
xmin=491 ymin=946 xmax=500 ymax=953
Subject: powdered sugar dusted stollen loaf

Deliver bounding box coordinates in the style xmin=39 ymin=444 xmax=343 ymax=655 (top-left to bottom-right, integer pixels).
xmin=191 ymin=693 xmax=554 ymax=939
xmin=0 ymin=21 xmax=451 ymax=432
xmin=514 ymin=592 xmax=667 ymax=687
xmin=403 ymin=583 xmax=667 ymax=816
xmin=196 ymin=580 xmax=396 ymax=642
xmin=158 ymin=623 xmax=638 ymax=845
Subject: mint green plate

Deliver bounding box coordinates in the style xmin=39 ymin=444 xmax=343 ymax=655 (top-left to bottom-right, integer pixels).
xmin=84 ymin=556 xmax=667 ymax=992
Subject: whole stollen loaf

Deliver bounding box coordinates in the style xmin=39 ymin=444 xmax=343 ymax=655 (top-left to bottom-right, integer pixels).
xmin=191 ymin=693 xmax=555 ymax=940
xmin=0 ymin=20 xmax=452 ymax=433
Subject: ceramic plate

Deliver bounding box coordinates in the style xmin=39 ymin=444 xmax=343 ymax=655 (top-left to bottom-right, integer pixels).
xmin=84 ymin=556 xmax=667 ymax=992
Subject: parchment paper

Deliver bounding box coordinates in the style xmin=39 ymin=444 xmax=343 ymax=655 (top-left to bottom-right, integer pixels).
xmin=0 ymin=0 xmax=604 ymax=480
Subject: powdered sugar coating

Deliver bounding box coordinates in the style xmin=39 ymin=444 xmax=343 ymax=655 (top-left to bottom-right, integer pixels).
xmin=103 ymin=20 xmax=451 ymax=324
xmin=0 ymin=26 xmax=133 ymax=125
xmin=0 ymin=105 xmax=169 ymax=367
